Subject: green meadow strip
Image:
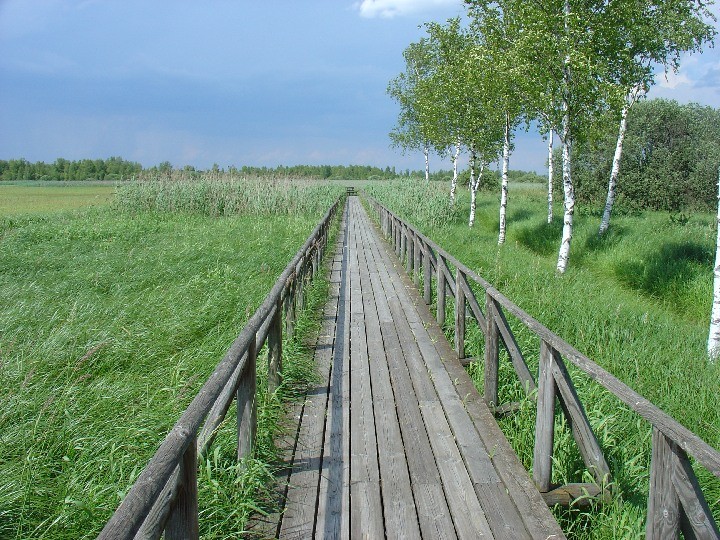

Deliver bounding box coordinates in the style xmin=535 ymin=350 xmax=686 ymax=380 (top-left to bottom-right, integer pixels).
xmin=0 ymin=183 xmax=341 ymax=538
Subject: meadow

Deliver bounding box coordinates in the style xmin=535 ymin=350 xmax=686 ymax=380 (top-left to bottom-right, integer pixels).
xmin=365 ymin=179 xmax=720 ymax=539
xmin=0 ymin=179 xmax=342 ymax=538
xmin=0 ymin=183 xmax=116 ymax=216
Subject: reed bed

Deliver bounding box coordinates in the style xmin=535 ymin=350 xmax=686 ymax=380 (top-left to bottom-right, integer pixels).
xmin=115 ymin=176 xmax=343 ymax=216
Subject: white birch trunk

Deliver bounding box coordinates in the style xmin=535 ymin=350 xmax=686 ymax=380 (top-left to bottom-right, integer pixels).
xmin=547 ymin=131 xmax=554 ymax=224
xmin=450 ymin=142 xmax=460 ymax=205
xmin=468 ymin=150 xmax=480 ymax=227
xmin=708 ymin=168 xmax=720 ymax=361
xmin=424 ymin=145 xmax=430 ymax=182
xmin=556 ymin=0 xmax=574 ymax=274
xmin=599 ymin=86 xmax=641 ymax=235
xmin=498 ymin=113 xmax=511 ymax=244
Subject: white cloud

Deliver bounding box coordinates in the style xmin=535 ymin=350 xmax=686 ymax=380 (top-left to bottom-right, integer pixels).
xmin=658 ymin=70 xmax=692 ymax=89
xmin=354 ymin=0 xmax=461 ymax=19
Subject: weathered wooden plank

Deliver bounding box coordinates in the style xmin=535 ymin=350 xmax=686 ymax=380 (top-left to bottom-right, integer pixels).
xmin=360 ymin=210 xmax=458 ymax=539
xmin=541 ymin=483 xmax=609 ymax=507
xmin=457 ymin=271 xmax=486 ymax=329
xmin=367 ymin=208 xmax=564 ymax=539
xmin=347 ymin=203 xmax=384 ymax=538
xmin=420 ymin=401 xmax=495 ymax=538
xmin=414 ymin=233 xmax=422 ymax=287
xmin=278 ymin=211 xmax=345 ymax=539
xmin=423 ymin=242 xmax=432 ymax=304
xmin=355 ymin=211 xmax=422 ymax=539
xmin=315 ymin=209 xmax=351 ymax=540
xmin=362 ymin=211 xmax=512 ymax=538
xmin=267 ymin=298 xmax=283 ymax=393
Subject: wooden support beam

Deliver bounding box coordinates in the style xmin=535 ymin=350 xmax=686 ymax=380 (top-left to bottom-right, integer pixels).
xmin=533 ymin=340 xmax=557 ymax=493
xmin=437 ymin=256 xmax=446 ymax=327
xmin=237 ymin=338 xmax=257 ymax=461
xmin=550 ymin=349 xmax=611 ymax=486
xmin=423 ymin=243 xmax=432 ymax=305
xmin=541 ymin=483 xmax=610 ymax=508
xmin=454 ymin=267 xmax=466 ymax=359
xmin=267 ymin=298 xmax=283 ymax=394
xmin=484 ymin=292 xmax=500 ymax=409
xmin=164 ymin=437 xmax=199 ymax=540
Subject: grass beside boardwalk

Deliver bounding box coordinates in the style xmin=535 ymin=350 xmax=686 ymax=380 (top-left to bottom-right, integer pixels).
xmin=0 ymin=179 xmax=343 ymax=538
xmin=0 ymin=184 xmax=115 ymax=215
xmin=365 ymin=179 xmax=720 ymax=539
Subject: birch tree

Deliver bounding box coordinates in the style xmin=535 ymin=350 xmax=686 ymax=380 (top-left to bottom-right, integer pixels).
xmin=468 ymin=0 xmax=627 ymax=272
xmin=546 ymin=130 xmax=554 ymax=223
xmin=388 ymin=39 xmax=436 ymax=182
xmin=597 ymin=0 xmax=715 ymax=235
xmin=465 ymin=5 xmax=526 ymax=245
xmin=709 ymin=167 xmax=720 ymax=362
xmin=421 ymin=18 xmax=504 ymax=223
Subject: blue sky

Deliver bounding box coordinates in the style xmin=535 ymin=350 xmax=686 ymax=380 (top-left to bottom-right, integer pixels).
xmin=1 ymin=0 xmax=718 ymax=173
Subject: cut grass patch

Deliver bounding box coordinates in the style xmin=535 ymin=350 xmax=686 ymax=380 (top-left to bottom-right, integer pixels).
xmin=0 ymin=184 xmax=115 ymax=216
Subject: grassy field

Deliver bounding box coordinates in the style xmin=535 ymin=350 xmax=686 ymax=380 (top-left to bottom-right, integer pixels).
xmin=0 ymin=180 xmax=342 ymax=538
xmin=365 ymin=179 xmax=720 ymax=539
xmin=0 ymin=184 xmax=115 ymax=215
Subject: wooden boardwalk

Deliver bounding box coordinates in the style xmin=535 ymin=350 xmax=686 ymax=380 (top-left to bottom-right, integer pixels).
xmin=274 ymin=197 xmax=565 ymax=539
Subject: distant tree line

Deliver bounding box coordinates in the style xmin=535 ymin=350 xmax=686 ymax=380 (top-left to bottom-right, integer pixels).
xmin=0 ymin=157 xmax=143 ymax=181
xmin=0 ymin=159 xmax=412 ymax=182
xmin=572 ymin=99 xmax=720 ymax=212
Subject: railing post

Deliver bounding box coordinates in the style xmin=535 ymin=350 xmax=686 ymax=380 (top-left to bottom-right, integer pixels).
xmin=285 ymin=276 xmax=296 ymax=336
xmin=395 ymin=218 xmax=401 ymax=257
xmin=401 ymin=224 xmax=407 ymax=266
xmin=268 ymin=299 xmax=283 ymax=394
xmin=423 ymin=244 xmax=432 ymax=304
xmin=237 ymin=337 xmax=257 ymax=461
xmin=484 ymin=292 xmax=500 ymax=408
xmin=406 ymin=228 xmax=414 ymax=274
xmin=414 ymin=234 xmax=422 ymax=287
xmin=437 ymin=256 xmax=446 ymax=327
xmin=454 ymin=268 xmax=466 ymax=359
xmin=647 ymin=427 xmax=681 ymax=539
xmin=297 ymin=259 xmax=307 ymax=312
xmin=164 ymin=437 xmax=199 ymax=540
xmin=533 ymin=340 xmax=556 ymax=492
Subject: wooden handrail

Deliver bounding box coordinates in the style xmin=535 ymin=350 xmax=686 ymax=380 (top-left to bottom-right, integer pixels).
xmin=365 ymin=194 xmax=719 ymax=538
xmin=98 ymin=198 xmax=341 ymax=540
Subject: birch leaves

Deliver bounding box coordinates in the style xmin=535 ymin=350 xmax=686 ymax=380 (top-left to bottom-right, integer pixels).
xmin=389 ymin=0 xmax=714 ymax=273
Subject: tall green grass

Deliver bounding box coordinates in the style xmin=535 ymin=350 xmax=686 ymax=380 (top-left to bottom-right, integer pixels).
xmin=0 ymin=188 xmax=338 ymax=538
xmin=365 ymin=180 xmax=720 ymax=539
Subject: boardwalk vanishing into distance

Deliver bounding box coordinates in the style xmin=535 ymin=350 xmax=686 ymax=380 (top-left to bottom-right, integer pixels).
xmin=274 ymin=197 xmax=564 ymax=539
xmin=99 ymin=194 xmax=720 ymax=540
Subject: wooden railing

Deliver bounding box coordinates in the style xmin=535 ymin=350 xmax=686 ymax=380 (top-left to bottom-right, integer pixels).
xmin=98 ymin=198 xmax=341 ymax=540
xmin=366 ymin=195 xmax=720 ymax=539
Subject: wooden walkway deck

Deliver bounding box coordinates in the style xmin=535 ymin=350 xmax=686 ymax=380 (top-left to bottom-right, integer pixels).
xmin=274 ymin=197 xmax=565 ymax=539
